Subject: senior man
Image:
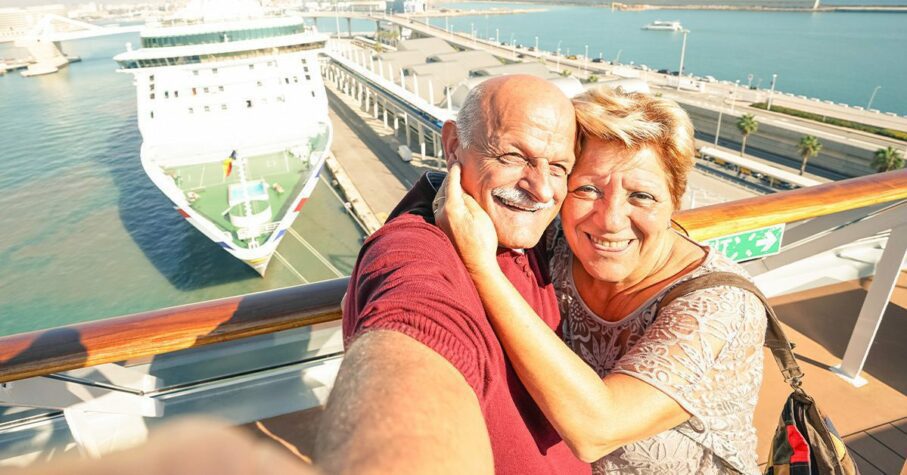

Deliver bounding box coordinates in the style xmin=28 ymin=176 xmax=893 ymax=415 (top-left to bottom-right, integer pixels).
xmin=314 ymin=75 xmax=587 ymax=474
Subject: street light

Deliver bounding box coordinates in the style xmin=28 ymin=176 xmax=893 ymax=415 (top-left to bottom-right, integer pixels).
xmin=584 ymin=44 xmax=589 ymax=72
xmin=556 ymin=39 xmax=563 ymax=72
xmin=496 ymin=28 xmax=500 ymax=43
xmin=867 ymin=85 xmax=881 ymax=110
xmin=767 ymin=73 xmax=778 ymax=111
xmin=676 ymin=29 xmax=689 ymax=91
xmin=731 ymin=80 xmax=740 ymax=113
xmin=535 ymin=36 xmax=539 ymax=52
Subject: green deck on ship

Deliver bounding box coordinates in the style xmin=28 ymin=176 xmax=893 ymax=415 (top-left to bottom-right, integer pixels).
xmin=165 ymin=148 xmax=320 ymax=249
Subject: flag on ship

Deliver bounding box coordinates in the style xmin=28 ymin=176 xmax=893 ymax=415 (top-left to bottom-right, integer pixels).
xmin=223 ymin=150 xmax=237 ymax=177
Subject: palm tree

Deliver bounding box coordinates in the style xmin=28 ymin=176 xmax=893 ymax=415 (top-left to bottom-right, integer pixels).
xmin=736 ymin=113 xmax=758 ymax=156
xmin=871 ymin=146 xmax=905 ymax=173
xmin=796 ymin=135 xmax=822 ymax=176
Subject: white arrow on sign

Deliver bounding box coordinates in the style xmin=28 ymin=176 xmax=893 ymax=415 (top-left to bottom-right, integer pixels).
xmin=756 ymin=231 xmax=778 ymax=252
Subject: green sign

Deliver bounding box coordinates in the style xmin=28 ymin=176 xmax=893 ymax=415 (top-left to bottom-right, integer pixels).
xmin=704 ymin=223 xmax=785 ymax=262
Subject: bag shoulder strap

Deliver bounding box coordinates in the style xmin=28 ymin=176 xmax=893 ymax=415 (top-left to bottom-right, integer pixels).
xmin=659 ymin=271 xmax=805 ymax=390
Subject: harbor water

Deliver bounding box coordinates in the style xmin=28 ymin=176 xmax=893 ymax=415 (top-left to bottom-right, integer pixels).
xmin=0 ymin=35 xmax=366 ymax=336
xmin=427 ymin=2 xmax=907 ymax=115
xmin=2 ymin=4 xmax=906 ymax=335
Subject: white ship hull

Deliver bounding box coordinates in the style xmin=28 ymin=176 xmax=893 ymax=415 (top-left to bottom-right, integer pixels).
xmin=116 ymin=10 xmax=332 ymax=275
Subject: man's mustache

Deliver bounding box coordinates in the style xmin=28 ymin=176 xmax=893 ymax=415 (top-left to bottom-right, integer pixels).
xmin=491 ymin=187 xmax=555 ymax=211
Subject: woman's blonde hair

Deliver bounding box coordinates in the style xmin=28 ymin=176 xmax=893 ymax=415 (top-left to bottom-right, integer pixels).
xmin=573 ymin=87 xmax=696 ymax=208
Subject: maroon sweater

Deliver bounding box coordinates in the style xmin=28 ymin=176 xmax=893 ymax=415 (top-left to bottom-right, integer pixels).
xmin=343 ymin=172 xmax=589 ymax=475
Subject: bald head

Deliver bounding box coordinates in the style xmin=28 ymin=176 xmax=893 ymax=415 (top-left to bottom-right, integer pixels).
xmin=441 ymin=74 xmax=577 ymax=249
xmin=456 ymin=75 xmax=576 ymax=152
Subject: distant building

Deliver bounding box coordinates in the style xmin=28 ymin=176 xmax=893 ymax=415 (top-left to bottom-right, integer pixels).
xmin=391 ymin=0 xmax=427 ymax=13
xmin=0 ymin=5 xmax=67 ymax=41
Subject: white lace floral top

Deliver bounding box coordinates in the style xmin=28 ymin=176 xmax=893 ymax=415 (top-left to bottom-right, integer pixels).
xmin=549 ymin=229 xmax=766 ymax=474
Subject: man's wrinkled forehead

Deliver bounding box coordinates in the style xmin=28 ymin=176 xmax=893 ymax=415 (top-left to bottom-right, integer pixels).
xmin=477 ymin=84 xmax=576 ymax=155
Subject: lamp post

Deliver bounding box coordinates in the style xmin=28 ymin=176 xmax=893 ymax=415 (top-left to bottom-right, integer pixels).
xmin=556 ymin=39 xmax=562 ymax=72
xmin=535 ymin=36 xmax=539 ymax=52
xmin=867 ymin=85 xmax=881 ymax=110
xmin=731 ymin=79 xmax=740 ymax=113
xmin=584 ymin=44 xmax=589 ymax=72
xmin=496 ymin=28 xmax=500 ymax=43
xmin=767 ymin=73 xmax=778 ymax=111
xmin=676 ymin=29 xmax=689 ymax=91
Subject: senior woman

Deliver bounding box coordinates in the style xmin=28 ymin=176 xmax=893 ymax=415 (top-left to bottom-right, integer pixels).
xmin=436 ymin=87 xmax=765 ymax=474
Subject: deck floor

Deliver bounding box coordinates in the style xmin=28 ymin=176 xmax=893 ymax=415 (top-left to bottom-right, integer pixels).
xmin=242 ymin=272 xmax=907 ymax=473
xmin=166 ymin=151 xmax=315 ymax=247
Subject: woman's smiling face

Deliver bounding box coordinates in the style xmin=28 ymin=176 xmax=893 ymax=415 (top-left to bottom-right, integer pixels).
xmin=561 ymin=138 xmax=677 ymax=286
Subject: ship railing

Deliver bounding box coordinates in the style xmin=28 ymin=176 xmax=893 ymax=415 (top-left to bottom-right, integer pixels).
xmin=0 ymin=169 xmax=905 ymax=461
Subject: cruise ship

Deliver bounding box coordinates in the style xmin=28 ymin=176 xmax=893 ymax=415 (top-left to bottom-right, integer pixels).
xmin=114 ymin=1 xmax=332 ymax=275
xmin=642 ymin=20 xmax=684 ymax=31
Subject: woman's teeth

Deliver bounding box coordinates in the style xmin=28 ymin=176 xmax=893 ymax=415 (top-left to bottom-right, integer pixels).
xmin=590 ymin=236 xmax=631 ymax=250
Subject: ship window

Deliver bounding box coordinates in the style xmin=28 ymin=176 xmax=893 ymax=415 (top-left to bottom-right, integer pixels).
xmin=192 ymin=87 xmax=197 ymax=96
xmin=212 ymin=68 xmax=218 ymax=74
xmin=293 ymin=76 xmax=298 ymax=83
xmin=246 ymin=100 xmax=253 ymax=108
xmin=221 ymin=104 xmax=227 ymax=110
xmin=193 ymin=70 xmax=199 ymax=76
xmin=150 ymin=74 xmax=155 ymax=81
xmin=204 ymin=105 xmax=210 ymax=112
xmin=268 ymin=61 xmax=275 ymax=67
xmin=284 ymin=77 xmax=289 ymax=84
xmin=304 ymin=66 xmax=309 ymax=73
xmin=311 ymin=91 xmax=315 ymax=97
xmin=164 ymin=91 xmax=169 ymax=99
xmin=257 ymin=81 xmax=263 ymax=87
xmin=204 ymin=87 xmax=209 ymax=93
xmin=174 ymin=91 xmax=179 ymax=98
xmin=150 ymin=93 xmax=155 ymax=100
xmin=249 ymin=64 xmax=255 ymax=70
xmin=150 ymin=111 xmax=154 ymax=118
xmin=189 ymin=107 xmax=194 ymax=114
xmin=305 ymin=75 xmax=311 ymax=81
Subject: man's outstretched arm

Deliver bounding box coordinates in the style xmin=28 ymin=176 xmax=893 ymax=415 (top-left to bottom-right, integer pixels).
xmin=314 ymin=330 xmax=494 ymax=474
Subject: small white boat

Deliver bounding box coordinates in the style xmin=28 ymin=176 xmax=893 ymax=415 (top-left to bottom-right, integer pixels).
xmin=643 ymin=20 xmax=683 ymax=31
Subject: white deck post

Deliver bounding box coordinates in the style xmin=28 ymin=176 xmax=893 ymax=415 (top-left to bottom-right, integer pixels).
xmin=833 ymin=223 xmax=907 ymax=386
xmin=418 ymin=122 xmax=426 ymax=156
xmin=403 ymin=111 xmax=410 ymax=146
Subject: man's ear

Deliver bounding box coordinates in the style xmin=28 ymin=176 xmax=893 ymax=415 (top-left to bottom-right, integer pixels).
xmin=440 ymin=120 xmax=460 ymax=169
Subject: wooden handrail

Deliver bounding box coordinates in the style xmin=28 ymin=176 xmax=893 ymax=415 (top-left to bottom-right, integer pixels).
xmin=674 ymin=169 xmax=907 ymax=241
xmin=0 ymin=278 xmax=347 ymax=383
xmin=0 ymin=170 xmax=905 ymax=383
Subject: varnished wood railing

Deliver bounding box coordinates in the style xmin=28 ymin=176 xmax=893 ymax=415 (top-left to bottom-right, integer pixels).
xmin=0 ymin=169 xmax=905 ymax=383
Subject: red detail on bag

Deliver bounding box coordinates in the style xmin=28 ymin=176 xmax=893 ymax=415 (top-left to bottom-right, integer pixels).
xmin=786 ymin=424 xmax=810 ymax=463
xmin=294 ymin=198 xmax=308 ymax=212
